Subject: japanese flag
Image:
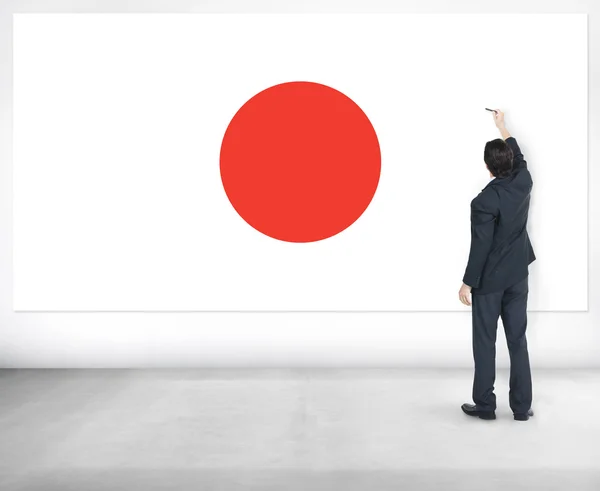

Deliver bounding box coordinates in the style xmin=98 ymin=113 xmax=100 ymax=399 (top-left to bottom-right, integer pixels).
xmin=13 ymin=13 xmax=587 ymax=311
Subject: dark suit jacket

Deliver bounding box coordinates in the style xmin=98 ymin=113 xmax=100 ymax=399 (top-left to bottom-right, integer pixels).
xmin=463 ymin=136 xmax=536 ymax=295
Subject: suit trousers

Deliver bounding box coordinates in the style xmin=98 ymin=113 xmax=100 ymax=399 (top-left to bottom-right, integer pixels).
xmin=471 ymin=275 xmax=532 ymax=414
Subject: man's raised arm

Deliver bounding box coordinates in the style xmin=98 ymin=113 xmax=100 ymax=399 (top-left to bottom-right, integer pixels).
xmin=493 ymin=109 xmax=527 ymax=170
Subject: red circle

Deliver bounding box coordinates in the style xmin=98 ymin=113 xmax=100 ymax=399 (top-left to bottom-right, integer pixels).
xmin=220 ymin=81 xmax=381 ymax=243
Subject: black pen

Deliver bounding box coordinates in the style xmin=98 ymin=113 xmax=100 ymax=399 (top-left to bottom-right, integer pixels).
xmin=485 ymin=108 xmax=497 ymax=113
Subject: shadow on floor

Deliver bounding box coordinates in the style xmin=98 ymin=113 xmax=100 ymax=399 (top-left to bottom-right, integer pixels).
xmin=2 ymin=468 xmax=599 ymax=491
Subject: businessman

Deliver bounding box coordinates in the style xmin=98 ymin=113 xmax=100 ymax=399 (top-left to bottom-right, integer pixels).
xmin=458 ymin=110 xmax=536 ymax=421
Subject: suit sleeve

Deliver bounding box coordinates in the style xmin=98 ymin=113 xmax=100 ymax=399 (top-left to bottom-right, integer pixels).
xmin=462 ymin=195 xmax=498 ymax=289
xmin=506 ymin=136 xmax=527 ymax=170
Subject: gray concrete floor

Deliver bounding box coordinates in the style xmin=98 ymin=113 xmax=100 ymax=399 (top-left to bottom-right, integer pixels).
xmin=0 ymin=369 xmax=598 ymax=491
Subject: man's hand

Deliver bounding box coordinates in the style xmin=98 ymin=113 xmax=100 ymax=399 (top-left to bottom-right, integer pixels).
xmin=492 ymin=109 xmax=511 ymax=140
xmin=459 ymin=283 xmax=472 ymax=306
xmin=492 ymin=109 xmax=505 ymax=128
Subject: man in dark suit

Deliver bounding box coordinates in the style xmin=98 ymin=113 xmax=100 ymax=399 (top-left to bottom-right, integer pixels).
xmin=458 ymin=109 xmax=536 ymax=422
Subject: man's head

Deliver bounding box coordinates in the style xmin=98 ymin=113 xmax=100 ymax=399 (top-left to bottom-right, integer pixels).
xmin=484 ymin=139 xmax=513 ymax=178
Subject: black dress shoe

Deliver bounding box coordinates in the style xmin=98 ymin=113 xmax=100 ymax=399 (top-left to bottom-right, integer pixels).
xmin=461 ymin=403 xmax=496 ymax=420
xmin=514 ymin=409 xmax=534 ymax=421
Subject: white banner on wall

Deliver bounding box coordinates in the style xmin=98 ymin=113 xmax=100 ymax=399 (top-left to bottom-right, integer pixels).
xmin=13 ymin=13 xmax=587 ymax=311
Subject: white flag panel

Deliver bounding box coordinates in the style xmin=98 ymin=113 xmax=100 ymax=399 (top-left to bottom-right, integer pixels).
xmin=13 ymin=13 xmax=587 ymax=311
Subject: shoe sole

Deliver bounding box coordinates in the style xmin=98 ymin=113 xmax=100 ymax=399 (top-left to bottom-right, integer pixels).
xmin=514 ymin=410 xmax=534 ymax=421
xmin=462 ymin=407 xmax=496 ymax=420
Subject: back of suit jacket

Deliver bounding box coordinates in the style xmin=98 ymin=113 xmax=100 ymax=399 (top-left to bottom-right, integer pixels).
xmin=463 ymin=137 xmax=536 ymax=295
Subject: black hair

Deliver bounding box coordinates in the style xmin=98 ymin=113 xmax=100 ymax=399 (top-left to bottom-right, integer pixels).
xmin=484 ymin=139 xmax=513 ymax=178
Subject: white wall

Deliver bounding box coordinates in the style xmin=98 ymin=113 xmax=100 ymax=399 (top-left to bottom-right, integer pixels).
xmin=1 ymin=0 xmax=599 ymax=368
